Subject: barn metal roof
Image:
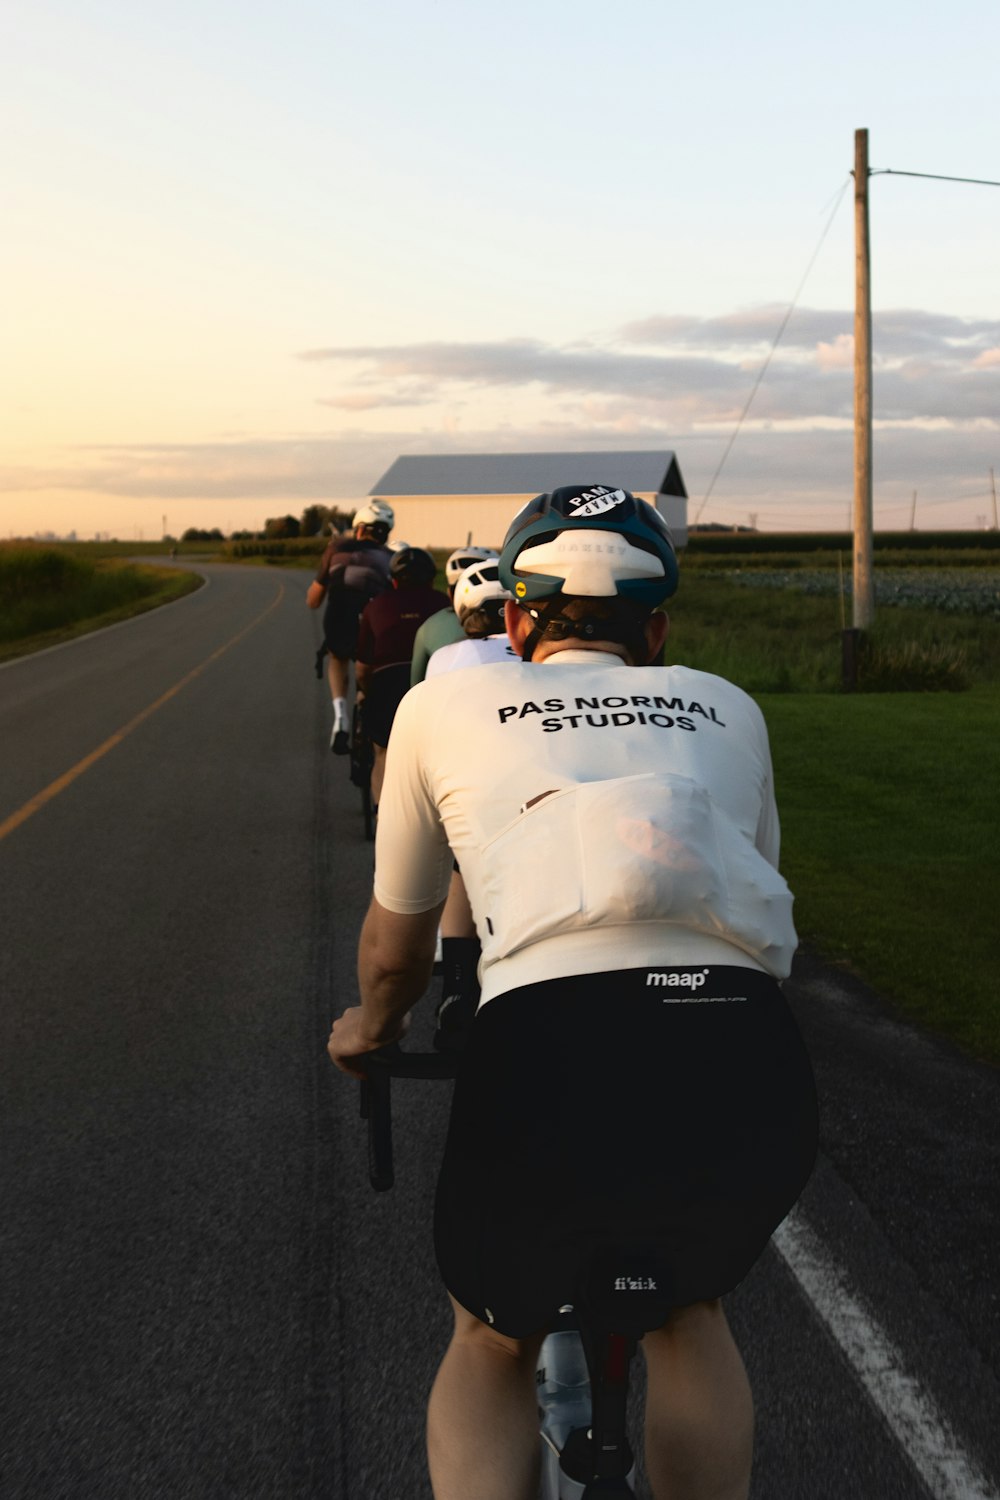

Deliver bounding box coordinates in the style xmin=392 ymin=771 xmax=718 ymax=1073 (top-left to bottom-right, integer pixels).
xmin=370 ymin=451 xmax=686 ymax=499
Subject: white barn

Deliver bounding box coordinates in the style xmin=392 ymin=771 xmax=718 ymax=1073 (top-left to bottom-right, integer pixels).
xmin=368 ymin=451 xmax=688 ymax=552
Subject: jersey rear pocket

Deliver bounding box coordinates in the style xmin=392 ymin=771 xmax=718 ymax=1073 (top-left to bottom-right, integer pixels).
xmin=579 ymin=773 xmax=728 ymax=930
xmin=479 ymin=773 xmax=729 ymax=961
xmin=479 ymin=783 xmax=585 ymax=955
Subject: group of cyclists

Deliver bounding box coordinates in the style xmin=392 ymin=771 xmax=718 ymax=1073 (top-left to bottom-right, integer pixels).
xmin=313 ymin=483 xmax=818 ymax=1500
xmin=307 ymin=507 xmax=520 ymax=807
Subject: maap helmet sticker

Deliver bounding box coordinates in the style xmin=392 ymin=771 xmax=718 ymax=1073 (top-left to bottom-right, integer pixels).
xmin=567 ymin=486 xmax=628 ymax=519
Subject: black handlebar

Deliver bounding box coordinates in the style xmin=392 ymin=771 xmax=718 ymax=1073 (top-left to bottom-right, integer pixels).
xmin=359 ymin=1044 xmax=459 ymax=1191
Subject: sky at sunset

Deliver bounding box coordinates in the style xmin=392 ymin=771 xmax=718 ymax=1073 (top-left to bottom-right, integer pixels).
xmin=3 ymin=0 xmax=999 ymax=539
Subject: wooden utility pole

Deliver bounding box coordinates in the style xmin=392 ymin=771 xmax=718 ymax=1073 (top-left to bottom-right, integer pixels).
xmin=991 ymin=468 xmax=998 ymax=530
xmin=853 ymin=128 xmax=875 ymax=628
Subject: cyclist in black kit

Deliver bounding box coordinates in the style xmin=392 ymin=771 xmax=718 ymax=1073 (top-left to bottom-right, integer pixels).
xmin=306 ymin=500 xmax=394 ymax=753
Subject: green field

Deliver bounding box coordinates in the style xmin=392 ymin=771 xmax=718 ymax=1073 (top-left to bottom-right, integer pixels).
xmin=761 ymin=689 xmax=998 ymax=1062
xmin=659 ymin=561 xmax=998 ymax=1062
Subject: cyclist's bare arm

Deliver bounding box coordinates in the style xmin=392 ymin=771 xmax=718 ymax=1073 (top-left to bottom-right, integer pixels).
xmin=306 ymin=581 xmax=326 ymax=608
xmin=328 ymin=897 xmax=445 ymax=1079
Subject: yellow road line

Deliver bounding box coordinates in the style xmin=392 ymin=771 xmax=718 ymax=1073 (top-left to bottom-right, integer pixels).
xmin=0 ymin=582 xmax=285 ymax=844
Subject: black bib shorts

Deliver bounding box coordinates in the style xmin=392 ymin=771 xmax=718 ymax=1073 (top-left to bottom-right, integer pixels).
xmin=322 ymin=588 xmax=369 ymax=659
xmin=434 ymin=966 xmax=818 ymax=1338
xmin=361 ymin=664 xmax=413 ymax=748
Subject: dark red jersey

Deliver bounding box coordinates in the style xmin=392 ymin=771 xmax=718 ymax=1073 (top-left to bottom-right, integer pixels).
xmin=356 ymin=585 xmax=451 ymax=671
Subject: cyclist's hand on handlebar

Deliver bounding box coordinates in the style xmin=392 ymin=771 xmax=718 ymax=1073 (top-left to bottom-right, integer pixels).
xmin=327 ymin=1006 xmax=410 ymax=1080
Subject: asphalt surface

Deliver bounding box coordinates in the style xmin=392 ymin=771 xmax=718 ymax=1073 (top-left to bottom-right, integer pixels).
xmin=1 ymin=563 xmax=997 ymax=1499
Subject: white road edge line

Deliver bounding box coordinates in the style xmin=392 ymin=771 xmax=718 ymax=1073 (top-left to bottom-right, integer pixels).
xmin=0 ymin=571 xmax=211 ymax=671
xmin=773 ymin=1213 xmax=998 ymax=1500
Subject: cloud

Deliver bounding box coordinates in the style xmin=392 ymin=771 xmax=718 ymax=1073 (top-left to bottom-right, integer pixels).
xmin=317 ymin=390 xmax=436 ymax=411
xmin=620 ymin=308 xmax=851 ymax=350
xmin=4 ymin=305 xmax=996 ymax=531
xmin=620 ymin=307 xmax=1000 ymax=361
xmin=296 ymin=308 xmax=1000 ymax=427
xmin=3 ymin=419 xmax=996 ymax=533
xmin=816 ymin=334 xmax=854 ymax=370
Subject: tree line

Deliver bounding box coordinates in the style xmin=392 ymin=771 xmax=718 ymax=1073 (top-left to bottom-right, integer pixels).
xmin=180 ymin=504 xmax=356 ymax=543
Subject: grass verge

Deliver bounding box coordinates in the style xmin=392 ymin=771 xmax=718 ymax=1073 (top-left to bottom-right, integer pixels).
xmin=0 ymin=551 xmax=203 ymax=662
xmin=759 ymin=688 xmax=1000 ymax=1065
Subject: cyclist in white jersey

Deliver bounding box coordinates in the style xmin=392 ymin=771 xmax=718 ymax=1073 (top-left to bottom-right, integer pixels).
xmin=425 ymin=556 xmax=519 ymax=679
xmin=329 ymin=483 xmax=817 ymax=1500
xmin=424 ymin=557 xmax=518 ymax=1039
xmin=410 ymin=545 xmax=496 ymax=685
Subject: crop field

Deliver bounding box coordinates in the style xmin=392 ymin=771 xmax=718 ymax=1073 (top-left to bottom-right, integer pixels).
xmin=726 ymin=565 xmax=998 ymax=617
xmin=664 ymin=568 xmax=998 ymax=693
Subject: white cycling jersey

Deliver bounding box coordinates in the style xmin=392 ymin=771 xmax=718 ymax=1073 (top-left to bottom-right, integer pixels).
xmin=424 ymin=632 xmax=520 ymax=679
xmin=375 ymin=649 xmax=797 ymax=1006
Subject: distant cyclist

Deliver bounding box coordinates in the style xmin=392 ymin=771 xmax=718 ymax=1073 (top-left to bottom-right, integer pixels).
xmin=306 ymin=500 xmax=394 ymax=754
xmin=410 ymin=545 xmax=496 ymax=686
xmin=329 ymin=483 xmax=817 ymax=1500
xmin=354 ymin=546 xmax=450 ymax=805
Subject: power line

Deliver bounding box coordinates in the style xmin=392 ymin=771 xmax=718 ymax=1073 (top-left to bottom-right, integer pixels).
xmin=695 ymin=158 xmax=998 ymax=527
xmin=694 ymin=178 xmax=852 ymax=523
xmin=870 ymin=169 xmax=1000 ymax=188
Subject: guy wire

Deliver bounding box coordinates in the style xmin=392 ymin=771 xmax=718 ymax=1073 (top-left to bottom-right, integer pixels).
xmin=695 ymin=177 xmax=852 ymax=524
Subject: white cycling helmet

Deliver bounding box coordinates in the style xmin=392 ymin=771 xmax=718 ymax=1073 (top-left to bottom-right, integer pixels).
xmin=352 ymin=498 xmax=395 ymax=533
xmin=387 ymin=539 xmax=410 ymax=552
xmin=453 ymin=557 xmax=510 ymax=637
xmin=445 ymin=545 xmax=496 ymax=589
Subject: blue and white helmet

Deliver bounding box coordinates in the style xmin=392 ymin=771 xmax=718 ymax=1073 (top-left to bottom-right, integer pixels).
xmin=499 ymin=484 xmax=678 ymax=608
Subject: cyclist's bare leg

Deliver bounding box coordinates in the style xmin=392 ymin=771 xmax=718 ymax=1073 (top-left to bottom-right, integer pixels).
xmin=642 ymin=1300 xmax=753 ymax=1500
xmin=327 ymin=652 xmax=349 ymax=703
xmin=326 ymin=653 xmax=352 ymax=747
xmin=427 ymin=1294 xmax=544 ymax=1500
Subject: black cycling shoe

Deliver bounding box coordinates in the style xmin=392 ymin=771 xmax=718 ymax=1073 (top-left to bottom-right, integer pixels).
xmin=331 ymin=728 xmax=349 ymax=755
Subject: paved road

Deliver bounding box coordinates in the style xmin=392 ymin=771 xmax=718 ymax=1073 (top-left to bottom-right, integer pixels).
xmin=1 ymin=564 xmax=997 ymax=1499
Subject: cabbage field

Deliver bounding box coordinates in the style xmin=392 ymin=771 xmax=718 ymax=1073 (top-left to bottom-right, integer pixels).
xmin=727 ymin=566 xmax=999 ymax=616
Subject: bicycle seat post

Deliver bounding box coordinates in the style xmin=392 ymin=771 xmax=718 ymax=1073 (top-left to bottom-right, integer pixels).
xmin=564 ymin=1250 xmax=673 ymax=1495
xmin=566 ymin=1325 xmax=636 ymax=1495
